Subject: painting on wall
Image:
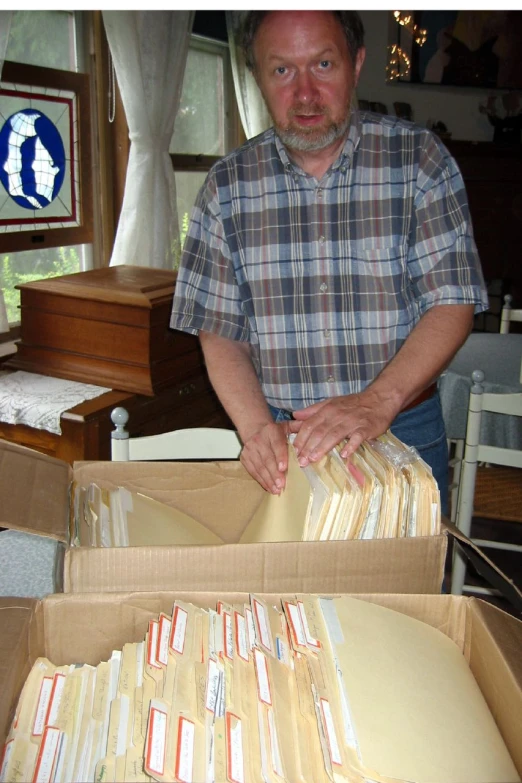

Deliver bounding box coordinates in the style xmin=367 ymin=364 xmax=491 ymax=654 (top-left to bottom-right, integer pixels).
xmin=395 ymin=10 xmax=522 ymax=90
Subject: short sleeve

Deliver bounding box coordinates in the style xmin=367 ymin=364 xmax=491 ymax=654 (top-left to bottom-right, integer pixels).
xmin=407 ymin=133 xmax=489 ymax=316
xmin=170 ymin=173 xmax=250 ymax=341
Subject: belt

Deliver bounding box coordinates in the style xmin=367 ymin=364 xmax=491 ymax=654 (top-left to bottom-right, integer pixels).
xmin=401 ymin=382 xmax=437 ymax=412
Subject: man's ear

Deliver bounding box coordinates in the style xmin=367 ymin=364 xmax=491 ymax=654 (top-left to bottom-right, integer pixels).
xmin=353 ymin=46 xmax=366 ymax=87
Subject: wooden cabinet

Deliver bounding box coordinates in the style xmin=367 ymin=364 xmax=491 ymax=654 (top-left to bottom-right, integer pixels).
xmin=0 ymin=266 xmax=233 ymax=462
xmin=9 ymin=266 xmax=199 ymax=396
xmin=445 ymin=141 xmax=522 ymax=303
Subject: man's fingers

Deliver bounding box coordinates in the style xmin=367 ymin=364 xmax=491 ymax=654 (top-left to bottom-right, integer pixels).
xmin=240 ymin=421 xmax=290 ymax=494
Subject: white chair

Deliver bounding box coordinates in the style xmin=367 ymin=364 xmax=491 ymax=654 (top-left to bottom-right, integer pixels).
xmin=110 ymin=407 xmax=242 ymax=461
xmin=500 ymin=294 xmax=522 ymax=334
xmin=448 ymin=436 xmax=465 ymax=524
xmin=451 ymin=369 xmax=522 ymax=596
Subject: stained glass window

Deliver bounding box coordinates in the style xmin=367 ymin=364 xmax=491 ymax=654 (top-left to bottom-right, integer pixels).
xmin=0 ymin=84 xmax=79 ymax=231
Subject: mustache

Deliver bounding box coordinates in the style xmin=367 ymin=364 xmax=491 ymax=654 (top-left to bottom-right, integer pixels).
xmin=289 ymin=105 xmax=329 ymax=118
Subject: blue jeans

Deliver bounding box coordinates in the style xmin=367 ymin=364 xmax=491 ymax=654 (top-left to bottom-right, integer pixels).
xmin=268 ymin=393 xmax=449 ymax=517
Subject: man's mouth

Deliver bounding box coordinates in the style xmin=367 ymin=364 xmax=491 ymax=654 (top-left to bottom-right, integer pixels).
xmin=292 ymin=113 xmax=325 ymax=127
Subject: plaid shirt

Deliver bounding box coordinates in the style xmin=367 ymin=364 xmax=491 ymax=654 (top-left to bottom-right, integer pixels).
xmin=170 ymin=111 xmax=488 ymax=410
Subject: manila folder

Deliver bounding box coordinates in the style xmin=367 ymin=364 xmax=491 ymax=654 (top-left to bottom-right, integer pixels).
xmin=124 ymin=490 xmax=224 ymax=546
xmin=321 ymin=595 xmax=519 ymax=783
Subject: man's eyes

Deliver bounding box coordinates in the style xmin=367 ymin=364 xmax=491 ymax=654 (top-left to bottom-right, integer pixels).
xmin=319 ymin=60 xmax=332 ymax=69
xmin=275 ymin=66 xmax=287 ymax=75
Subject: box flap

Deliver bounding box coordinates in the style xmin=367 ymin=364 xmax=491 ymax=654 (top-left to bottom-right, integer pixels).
xmin=468 ymin=600 xmax=522 ymax=775
xmin=0 ymin=597 xmax=39 ymax=746
xmin=63 ymin=534 xmax=447 ymax=594
xmin=445 ymin=519 xmax=522 ymax=613
xmin=0 ymin=440 xmax=71 ymax=541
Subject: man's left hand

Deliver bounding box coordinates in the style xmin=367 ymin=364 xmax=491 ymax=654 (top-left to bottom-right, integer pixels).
xmin=290 ymin=389 xmax=400 ymax=466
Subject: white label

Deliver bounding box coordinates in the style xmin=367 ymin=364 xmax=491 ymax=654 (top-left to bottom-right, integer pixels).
xmin=286 ymin=602 xmax=308 ymax=648
xmin=176 ymin=717 xmax=195 ymax=783
xmin=320 ymin=698 xmax=342 ymax=766
xmin=252 ymin=599 xmax=272 ymax=652
xmin=117 ymin=694 xmax=130 ymax=758
xmin=245 ymin=607 xmax=255 ymax=650
xmin=157 ymin=615 xmax=171 ymax=667
xmin=53 ymin=732 xmax=68 ymax=783
xmin=33 ymin=677 xmax=53 ymax=736
xmin=45 ymin=673 xmax=66 ymax=727
xmin=170 ymin=607 xmax=188 ymax=654
xmin=297 ymin=601 xmax=320 ymax=648
xmin=136 ymin=642 xmax=144 ymax=688
xmin=146 ymin=706 xmax=167 ymax=775
xmin=234 ymin=613 xmax=249 ymax=662
xmin=267 ymin=708 xmax=284 ymax=778
xmin=147 ymin=621 xmax=161 ymax=668
xmin=336 ymin=668 xmax=360 ymax=755
xmin=253 ymin=649 xmax=272 ymax=706
xmin=224 ymin=612 xmax=234 ymax=660
xmin=226 ymin=714 xmax=244 ymax=783
xmin=205 ymin=659 xmax=220 ymax=714
xmin=34 ymin=726 xmax=61 ymax=783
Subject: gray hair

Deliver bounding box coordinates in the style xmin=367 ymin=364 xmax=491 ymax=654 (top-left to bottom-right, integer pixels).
xmin=240 ymin=11 xmax=365 ymax=72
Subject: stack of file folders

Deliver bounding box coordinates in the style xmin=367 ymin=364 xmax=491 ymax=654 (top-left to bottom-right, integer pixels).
xmin=2 ymin=594 xmax=518 ymax=783
xmin=71 ymin=431 xmax=440 ymax=548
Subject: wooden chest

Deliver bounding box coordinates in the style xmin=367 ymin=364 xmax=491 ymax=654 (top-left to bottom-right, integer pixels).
xmin=8 ymin=266 xmax=201 ymax=396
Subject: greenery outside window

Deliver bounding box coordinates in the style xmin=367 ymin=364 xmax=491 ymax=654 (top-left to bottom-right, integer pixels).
xmin=171 ymin=34 xmax=242 ymax=254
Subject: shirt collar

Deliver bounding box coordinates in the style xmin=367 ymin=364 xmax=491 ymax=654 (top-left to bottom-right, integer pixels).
xmin=274 ymin=109 xmax=362 ymax=177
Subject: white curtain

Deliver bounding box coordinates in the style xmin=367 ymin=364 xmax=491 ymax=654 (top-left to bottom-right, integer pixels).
xmin=102 ymin=11 xmax=194 ymax=269
xmin=226 ymin=11 xmax=271 ymax=140
xmin=0 ymin=10 xmax=13 ymax=332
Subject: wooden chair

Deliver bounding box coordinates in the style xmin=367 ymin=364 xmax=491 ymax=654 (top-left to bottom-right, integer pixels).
xmin=110 ymin=407 xmax=242 ymax=461
xmin=451 ymin=370 xmax=522 ymax=596
xmin=500 ymin=294 xmax=522 ymax=334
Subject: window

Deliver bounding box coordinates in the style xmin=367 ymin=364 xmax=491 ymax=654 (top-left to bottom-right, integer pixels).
xmin=0 ymin=11 xmax=92 ymax=328
xmin=170 ymin=33 xmax=241 ymax=251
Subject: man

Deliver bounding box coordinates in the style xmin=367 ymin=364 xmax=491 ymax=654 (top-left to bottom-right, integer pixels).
xmin=170 ymin=10 xmax=488 ymax=515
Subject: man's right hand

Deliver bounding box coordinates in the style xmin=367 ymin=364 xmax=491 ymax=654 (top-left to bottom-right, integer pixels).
xmin=239 ymin=420 xmax=298 ymax=494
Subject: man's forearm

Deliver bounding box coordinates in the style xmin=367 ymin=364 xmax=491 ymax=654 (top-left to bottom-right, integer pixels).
xmin=367 ymin=303 xmax=475 ymax=414
xmin=199 ymin=330 xmax=273 ymax=442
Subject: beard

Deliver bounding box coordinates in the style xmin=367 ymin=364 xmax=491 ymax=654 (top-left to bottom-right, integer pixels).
xmin=274 ymin=102 xmax=351 ymax=152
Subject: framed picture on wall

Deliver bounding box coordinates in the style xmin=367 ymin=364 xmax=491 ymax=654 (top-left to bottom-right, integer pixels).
xmin=395 ymin=10 xmax=522 ymax=89
xmin=0 ymin=60 xmax=92 ymax=253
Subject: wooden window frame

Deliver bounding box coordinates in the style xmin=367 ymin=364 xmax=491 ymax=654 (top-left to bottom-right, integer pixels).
xmin=0 ymin=60 xmax=93 ymax=254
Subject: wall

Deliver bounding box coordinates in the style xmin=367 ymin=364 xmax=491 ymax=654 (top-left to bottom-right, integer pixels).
xmin=356 ymin=11 xmax=501 ymax=142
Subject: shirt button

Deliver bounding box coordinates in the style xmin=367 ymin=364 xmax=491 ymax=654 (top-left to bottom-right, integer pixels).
xmin=327 ymin=375 xmax=335 ymax=383
xmin=320 ymin=282 xmax=328 ymax=293
xmin=317 ymin=188 xmax=323 ymax=198
xmin=319 ymin=235 xmax=325 ymax=245
xmin=324 ymin=329 xmax=331 ymax=338
xmin=340 ymin=166 xmax=347 ymax=173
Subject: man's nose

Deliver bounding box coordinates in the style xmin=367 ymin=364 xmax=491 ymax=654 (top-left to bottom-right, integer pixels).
xmin=294 ymin=70 xmax=319 ymax=105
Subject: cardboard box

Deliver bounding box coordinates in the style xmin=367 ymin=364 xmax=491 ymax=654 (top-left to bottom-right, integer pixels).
xmin=1 ymin=590 xmax=521 ymax=779
xmin=0 ymin=439 xmax=452 ymax=596
xmin=4 ymin=438 xmax=520 ymax=603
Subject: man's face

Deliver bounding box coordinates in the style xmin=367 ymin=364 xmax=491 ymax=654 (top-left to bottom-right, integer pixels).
xmin=252 ymin=11 xmax=365 ymax=153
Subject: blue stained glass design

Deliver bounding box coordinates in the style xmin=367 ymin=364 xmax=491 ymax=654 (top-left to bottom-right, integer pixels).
xmin=0 ymin=108 xmax=66 ymax=210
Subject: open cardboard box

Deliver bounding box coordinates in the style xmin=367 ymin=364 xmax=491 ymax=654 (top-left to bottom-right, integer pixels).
xmin=1 ymin=439 xmax=519 ymax=603
xmin=0 ymin=590 xmax=521 ymax=779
